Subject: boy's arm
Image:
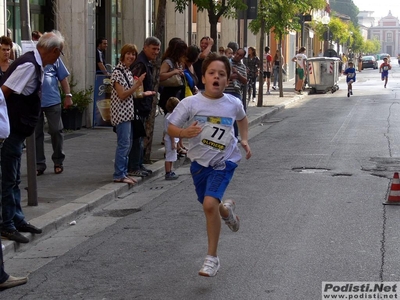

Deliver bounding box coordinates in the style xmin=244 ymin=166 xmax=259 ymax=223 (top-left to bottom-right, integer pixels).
xmin=237 ymin=116 xmax=252 ymax=159
xmin=168 ymin=121 xmax=202 ymax=138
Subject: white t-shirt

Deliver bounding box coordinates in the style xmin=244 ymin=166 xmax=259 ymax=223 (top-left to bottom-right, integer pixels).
xmin=294 ymin=53 xmax=307 ymax=69
xmin=167 ymin=92 xmax=246 ymax=167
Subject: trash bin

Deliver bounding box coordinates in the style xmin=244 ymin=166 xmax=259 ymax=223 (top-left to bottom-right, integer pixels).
xmin=307 ymin=57 xmax=341 ymax=94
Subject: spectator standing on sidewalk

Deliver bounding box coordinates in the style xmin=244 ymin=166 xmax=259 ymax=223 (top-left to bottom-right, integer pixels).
xmin=0 ymin=36 xmax=13 ymax=80
xmin=6 ymin=29 xmax=21 ymax=61
xmin=111 ymin=43 xmax=155 ymax=184
xmin=167 ymin=53 xmax=252 ymax=277
xmin=163 ymin=97 xmax=180 ymax=180
xmin=262 ymin=46 xmax=272 ymax=95
xmin=35 ymin=57 xmax=72 ymax=176
xmin=193 ymin=36 xmax=213 ymax=92
xmin=0 ymin=30 xmax=65 ymax=244
xmin=96 ymin=37 xmax=109 ymax=75
xmin=246 ymin=46 xmax=260 ymax=101
xmin=272 ymin=49 xmax=285 ymax=90
xmin=0 ymin=92 xmax=28 ymax=290
xmin=127 ymin=37 xmax=161 ymax=178
xmin=292 ymin=46 xmax=307 ymax=95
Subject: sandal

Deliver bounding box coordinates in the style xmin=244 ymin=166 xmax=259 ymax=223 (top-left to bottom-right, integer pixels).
xmin=54 ymin=164 xmax=63 ymax=174
xmin=113 ymin=177 xmax=136 ymax=185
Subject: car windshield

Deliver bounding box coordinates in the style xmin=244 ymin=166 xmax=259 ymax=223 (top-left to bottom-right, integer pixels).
xmin=362 ymin=56 xmax=374 ymax=60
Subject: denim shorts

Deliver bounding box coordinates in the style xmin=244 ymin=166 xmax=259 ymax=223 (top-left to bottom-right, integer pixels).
xmin=190 ymin=160 xmax=238 ymax=204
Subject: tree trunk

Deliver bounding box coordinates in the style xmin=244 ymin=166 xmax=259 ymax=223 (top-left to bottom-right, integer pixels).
xmin=144 ymin=0 xmax=166 ymax=163
xmin=208 ymin=12 xmax=219 ymax=52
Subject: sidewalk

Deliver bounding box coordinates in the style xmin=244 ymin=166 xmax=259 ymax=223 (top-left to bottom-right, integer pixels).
xmin=2 ymin=79 xmax=304 ymax=257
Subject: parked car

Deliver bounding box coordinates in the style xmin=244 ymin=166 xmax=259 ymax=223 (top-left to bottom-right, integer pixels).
xmin=361 ymin=56 xmax=378 ymax=69
xmin=377 ymin=53 xmax=391 ymax=62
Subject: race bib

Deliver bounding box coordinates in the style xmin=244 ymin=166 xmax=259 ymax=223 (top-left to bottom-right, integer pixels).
xmin=196 ymin=116 xmax=233 ymax=152
xmin=347 ymin=73 xmax=355 ymax=78
xmin=383 ymin=66 xmax=389 ymax=71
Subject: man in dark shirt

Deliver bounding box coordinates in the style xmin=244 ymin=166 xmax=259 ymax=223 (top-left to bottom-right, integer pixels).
xmin=96 ymin=37 xmax=109 ymax=75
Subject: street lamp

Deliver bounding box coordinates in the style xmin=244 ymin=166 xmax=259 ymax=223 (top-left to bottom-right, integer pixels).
xmin=321 ymin=15 xmax=330 ymax=53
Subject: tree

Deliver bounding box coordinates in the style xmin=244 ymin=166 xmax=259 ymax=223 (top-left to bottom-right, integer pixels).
xmin=329 ymin=0 xmax=359 ymax=27
xmin=172 ymin=0 xmax=247 ymax=51
xmin=249 ymin=0 xmax=325 ymax=99
xmin=328 ymin=16 xmax=351 ymax=54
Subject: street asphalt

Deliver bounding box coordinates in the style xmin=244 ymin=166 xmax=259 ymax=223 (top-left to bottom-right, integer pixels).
xmin=1 ymin=78 xmax=314 ymax=257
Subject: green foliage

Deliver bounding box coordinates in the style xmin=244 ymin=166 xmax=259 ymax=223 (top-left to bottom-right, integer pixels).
xmin=249 ymin=0 xmax=325 ymax=41
xmin=329 ymin=0 xmax=359 ymax=27
xmin=172 ymin=0 xmax=246 ymax=19
xmin=60 ymin=75 xmax=93 ymax=112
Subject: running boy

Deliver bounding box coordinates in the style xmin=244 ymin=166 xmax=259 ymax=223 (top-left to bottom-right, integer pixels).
xmin=379 ymin=57 xmax=391 ymax=88
xmin=167 ymin=53 xmax=252 ymax=277
xmin=343 ymin=61 xmax=356 ymax=97
xmin=164 ymin=97 xmax=180 ymax=180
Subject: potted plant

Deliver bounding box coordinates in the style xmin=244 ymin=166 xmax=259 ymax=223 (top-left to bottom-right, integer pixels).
xmin=60 ymin=76 xmax=93 ymax=130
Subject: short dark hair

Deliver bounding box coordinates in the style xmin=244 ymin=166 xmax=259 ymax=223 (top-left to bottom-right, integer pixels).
xmin=0 ymin=36 xmax=13 ymax=48
xmin=201 ymin=52 xmax=231 ymax=80
xmin=96 ymin=37 xmax=106 ymax=47
xmin=265 ymin=46 xmax=270 ymax=52
xmin=186 ymin=45 xmax=201 ymax=64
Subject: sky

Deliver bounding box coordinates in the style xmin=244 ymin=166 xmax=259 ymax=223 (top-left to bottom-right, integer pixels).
xmin=352 ymin=0 xmax=400 ymax=22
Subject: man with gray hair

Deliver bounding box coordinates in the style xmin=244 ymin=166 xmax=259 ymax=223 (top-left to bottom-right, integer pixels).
xmin=128 ymin=37 xmax=161 ymax=177
xmin=0 ymin=30 xmax=65 ymax=244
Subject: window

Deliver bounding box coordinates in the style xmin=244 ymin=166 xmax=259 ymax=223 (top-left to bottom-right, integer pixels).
xmin=387 ymin=32 xmax=392 ymax=42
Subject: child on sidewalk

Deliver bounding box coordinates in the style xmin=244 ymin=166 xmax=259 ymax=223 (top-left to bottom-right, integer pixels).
xmin=164 ymin=97 xmax=180 ymax=180
xmin=343 ymin=61 xmax=356 ymax=97
xmin=379 ymin=57 xmax=391 ymax=88
xmin=167 ymin=53 xmax=252 ymax=277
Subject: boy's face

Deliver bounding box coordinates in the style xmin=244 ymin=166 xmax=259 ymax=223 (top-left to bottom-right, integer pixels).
xmin=202 ymin=60 xmax=229 ymax=98
xmin=226 ymin=50 xmax=233 ymax=58
xmin=349 ymin=63 xmax=353 ymax=68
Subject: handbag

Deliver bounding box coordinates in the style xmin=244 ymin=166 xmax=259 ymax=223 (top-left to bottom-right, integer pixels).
xmin=132 ymin=114 xmax=146 ymax=138
xmin=160 ymin=74 xmax=183 ymax=87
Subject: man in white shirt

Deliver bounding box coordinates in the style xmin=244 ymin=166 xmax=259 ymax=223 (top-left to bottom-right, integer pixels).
xmin=0 ymin=30 xmax=65 ymax=246
xmin=292 ymin=47 xmax=307 ymax=95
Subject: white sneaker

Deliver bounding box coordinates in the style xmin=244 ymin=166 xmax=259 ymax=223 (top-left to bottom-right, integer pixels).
xmin=222 ymin=199 xmax=240 ymax=232
xmin=252 ymin=97 xmax=256 ymax=102
xmin=198 ymin=255 xmax=220 ymax=277
xmin=266 ymin=91 xmax=271 ymax=95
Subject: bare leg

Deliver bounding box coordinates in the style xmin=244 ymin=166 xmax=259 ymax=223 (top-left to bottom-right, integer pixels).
xmin=203 ymin=196 xmax=223 ymax=257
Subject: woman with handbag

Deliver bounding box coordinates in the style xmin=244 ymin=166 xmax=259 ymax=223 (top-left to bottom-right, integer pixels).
xmin=111 ymin=44 xmax=155 ymax=184
xmin=159 ymin=39 xmax=188 ymax=113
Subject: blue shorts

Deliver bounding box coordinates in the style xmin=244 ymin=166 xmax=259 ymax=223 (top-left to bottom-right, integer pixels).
xmin=381 ymin=71 xmax=388 ymax=79
xmin=190 ymin=160 xmax=238 ymax=204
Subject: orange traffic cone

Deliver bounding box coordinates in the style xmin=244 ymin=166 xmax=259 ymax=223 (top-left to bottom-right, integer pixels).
xmin=383 ymin=172 xmax=400 ymax=205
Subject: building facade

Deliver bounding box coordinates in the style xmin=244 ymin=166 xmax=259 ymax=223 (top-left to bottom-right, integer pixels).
xmin=368 ymin=11 xmax=400 ymax=56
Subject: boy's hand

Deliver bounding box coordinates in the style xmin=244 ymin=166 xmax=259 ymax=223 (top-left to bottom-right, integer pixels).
xmin=240 ymin=140 xmax=252 ymax=159
xmin=183 ymin=121 xmax=202 ymax=138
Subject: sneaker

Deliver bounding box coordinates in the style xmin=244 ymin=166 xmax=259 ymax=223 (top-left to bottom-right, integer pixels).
xmin=347 ymin=92 xmax=350 ymax=97
xmin=1 ymin=230 xmax=29 ymax=243
xmin=252 ymin=97 xmax=256 ymax=102
xmin=140 ymin=165 xmax=153 ymax=174
xmin=17 ymin=223 xmax=42 ymax=234
xmin=384 ymin=85 xmax=386 ymax=88
xmin=128 ymin=170 xmax=148 ymax=177
xmin=350 ymin=90 xmax=353 ymax=95
xmin=222 ymin=199 xmax=240 ymax=232
xmin=0 ymin=275 xmax=28 ymax=290
xmin=198 ymin=255 xmax=220 ymax=277
xmin=165 ymin=171 xmax=179 ymax=180
xmin=272 ymin=86 xmax=277 ymax=90
xmin=266 ymin=91 xmax=271 ymax=95
xmin=298 ymin=90 xmax=303 ymax=95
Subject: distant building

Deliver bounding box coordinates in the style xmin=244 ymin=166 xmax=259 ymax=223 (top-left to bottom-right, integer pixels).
xmin=368 ymin=11 xmax=400 ymax=56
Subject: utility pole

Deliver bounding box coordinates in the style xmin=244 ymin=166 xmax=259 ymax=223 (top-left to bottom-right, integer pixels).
xmin=20 ymin=0 xmax=38 ymax=206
